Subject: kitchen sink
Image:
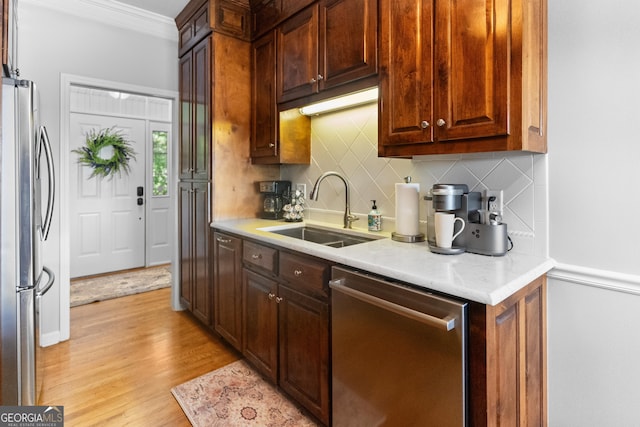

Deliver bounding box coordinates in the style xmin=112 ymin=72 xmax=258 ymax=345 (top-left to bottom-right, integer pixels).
xmin=268 ymin=226 xmax=380 ymax=248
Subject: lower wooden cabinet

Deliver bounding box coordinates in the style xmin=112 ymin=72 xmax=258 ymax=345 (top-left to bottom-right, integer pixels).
xmin=212 ymin=231 xmax=243 ymax=350
xmin=231 ymin=235 xmax=331 ymax=425
xmin=468 ymin=275 xmax=547 ymax=426
xmin=179 ymin=182 xmax=212 ymax=326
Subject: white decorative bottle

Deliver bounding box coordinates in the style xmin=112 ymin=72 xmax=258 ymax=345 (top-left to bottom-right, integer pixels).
xmin=368 ymin=200 xmax=382 ymax=231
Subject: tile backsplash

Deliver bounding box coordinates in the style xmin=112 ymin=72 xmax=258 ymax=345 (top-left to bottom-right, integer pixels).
xmin=281 ymin=103 xmax=548 ymax=257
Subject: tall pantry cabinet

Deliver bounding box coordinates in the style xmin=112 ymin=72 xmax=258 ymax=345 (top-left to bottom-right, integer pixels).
xmin=176 ymin=0 xmax=279 ymax=326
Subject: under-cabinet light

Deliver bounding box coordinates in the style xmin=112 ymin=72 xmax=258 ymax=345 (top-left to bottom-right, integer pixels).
xmin=299 ymin=87 xmax=378 ymax=116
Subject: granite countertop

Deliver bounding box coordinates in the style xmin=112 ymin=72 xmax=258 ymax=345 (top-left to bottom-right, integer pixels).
xmin=212 ymin=218 xmax=555 ymax=306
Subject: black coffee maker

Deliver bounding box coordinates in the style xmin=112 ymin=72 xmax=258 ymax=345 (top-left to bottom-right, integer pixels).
xmin=259 ymin=181 xmax=291 ymax=219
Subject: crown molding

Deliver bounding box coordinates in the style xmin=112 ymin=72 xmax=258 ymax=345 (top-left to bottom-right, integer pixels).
xmin=21 ymin=0 xmax=178 ymax=41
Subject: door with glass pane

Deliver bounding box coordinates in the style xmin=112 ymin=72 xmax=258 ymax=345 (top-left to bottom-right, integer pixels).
xmin=147 ymin=122 xmax=172 ymax=265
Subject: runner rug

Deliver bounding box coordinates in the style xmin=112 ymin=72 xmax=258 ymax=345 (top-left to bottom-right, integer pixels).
xmin=70 ymin=265 xmax=171 ymax=307
xmin=171 ymin=359 xmax=318 ymax=427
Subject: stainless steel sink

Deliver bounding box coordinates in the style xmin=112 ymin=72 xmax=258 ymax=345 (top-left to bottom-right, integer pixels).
xmin=269 ymin=226 xmax=379 ymax=248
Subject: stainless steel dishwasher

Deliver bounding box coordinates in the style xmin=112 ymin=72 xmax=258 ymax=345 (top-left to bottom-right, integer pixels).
xmin=330 ymin=266 xmax=468 ymax=426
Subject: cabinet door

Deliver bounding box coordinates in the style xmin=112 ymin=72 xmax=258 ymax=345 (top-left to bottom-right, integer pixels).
xmin=379 ymin=0 xmax=434 ymax=147
xmin=243 ymin=268 xmax=279 ymax=382
xmin=191 ymin=182 xmax=211 ymax=325
xmin=178 ymin=54 xmax=194 ymax=179
xmin=318 ymin=0 xmax=377 ymax=91
xmin=179 ymin=37 xmax=211 ymax=180
xmin=178 ymin=182 xmax=193 ymax=309
xmin=192 ymin=37 xmax=211 ymax=181
xmin=277 ymin=4 xmax=318 ymax=103
xmin=278 ymin=285 xmax=330 ymax=425
xmin=213 ymin=231 xmax=243 ymax=351
xmin=433 ymin=0 xmax=509 ymax=141
xmin=251 ymin=31 xmax=278 ymax=160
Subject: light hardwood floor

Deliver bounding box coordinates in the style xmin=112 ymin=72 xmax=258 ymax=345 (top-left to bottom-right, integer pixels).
xmin=40 ymin=287 xmax=241 ymax=426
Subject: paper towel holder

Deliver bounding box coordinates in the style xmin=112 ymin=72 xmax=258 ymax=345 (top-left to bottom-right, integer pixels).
xmin=392 ymin=176 xmax=425 ymax=243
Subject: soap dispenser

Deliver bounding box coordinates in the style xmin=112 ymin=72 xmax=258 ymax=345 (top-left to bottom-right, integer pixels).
xmin=368 ymin=200 xmax=382 ymax=231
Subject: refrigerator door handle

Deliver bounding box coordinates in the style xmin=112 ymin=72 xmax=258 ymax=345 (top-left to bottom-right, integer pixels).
xmin=39 ymin=126 xmax=55 ymax=241
xmin=36 ymin=266 xmax=55 ymax=297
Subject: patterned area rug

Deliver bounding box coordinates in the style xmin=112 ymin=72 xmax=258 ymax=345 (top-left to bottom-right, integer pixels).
xmin=70 ymin=265 xmax=171 ymax=307
xmin=171 ymin=360 xmax=319 ymax=427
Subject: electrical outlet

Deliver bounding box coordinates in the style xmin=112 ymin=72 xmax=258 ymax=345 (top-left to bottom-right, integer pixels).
xmin=484 ymin=189 xmax=503 ymax=214
xmin=295 ymin=183 xmax=306 ymax=198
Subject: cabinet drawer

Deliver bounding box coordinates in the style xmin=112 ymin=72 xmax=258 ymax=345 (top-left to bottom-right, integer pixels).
xmin=243 ymin=241 xmax=278 ymax=273
xmin=279 ymin=252 xmax=329 ymax=295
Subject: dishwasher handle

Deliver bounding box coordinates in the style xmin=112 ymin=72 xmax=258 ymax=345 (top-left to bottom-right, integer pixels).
xmin=329 ymin=278 xmax=457 ymax=331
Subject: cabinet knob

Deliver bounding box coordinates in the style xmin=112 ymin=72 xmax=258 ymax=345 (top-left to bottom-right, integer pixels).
xmin=436 ymin=118 xmax=446 ymax=127
xmin=421 ymin=120 xmax=430 ymax=129
xmin=252 ymin=254 xmax=262 ymax=260
xmin=317 ymin=74 xmax=324 ymax=81
xmin=188 ymin=168 xmax=194 ymax=172
xmin=275 ymin=296 xmax=283 ymax=303
xmin=294 ymin=269 xmax=303 ymax=277
xmin=268 ymin=292 xmax=275 ymax=300
xmin=269 ymin=143 xmax=275 ymax=148
xmin=310 ymin=77 xmax=317 ymax=84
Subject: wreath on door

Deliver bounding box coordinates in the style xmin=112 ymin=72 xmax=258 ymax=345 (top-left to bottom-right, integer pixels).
xmin=72 ymin=127 xmax=137 ymax=179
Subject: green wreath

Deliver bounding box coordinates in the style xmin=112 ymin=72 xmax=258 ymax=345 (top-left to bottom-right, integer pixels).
xmin=73 ymin=127 xmax=137 ymax=179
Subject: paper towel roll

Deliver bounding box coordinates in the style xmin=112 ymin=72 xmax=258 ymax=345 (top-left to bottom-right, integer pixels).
xmin=395 ymin=182 xmax=420 ymax=236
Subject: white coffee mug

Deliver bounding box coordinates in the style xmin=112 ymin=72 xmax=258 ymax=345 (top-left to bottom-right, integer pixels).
xmin=434 ymin=212 xmax=465 ymax=249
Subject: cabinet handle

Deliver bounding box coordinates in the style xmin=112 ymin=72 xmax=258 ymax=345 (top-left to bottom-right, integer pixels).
xmin=216 ymin=236 xmax=231 ymax=244
xmin=294 ymin=269 xmax=303 ymax=277
xmin=310 ymin=77 xmax=316 ymax=84
xmin=268 ymin=292 xmax=275 ymax=300
xmin=252 ymin=254 xmax=262 ymax=260
xmin=421 ymin=120 xmax=430 ymax=129
xmin=436 ymin=118 xmax=446 ymax=127
xmin=317 ymin=74 xmax=324 ymax=81
xmin=275 ymin=296 xmax=283 ymax=304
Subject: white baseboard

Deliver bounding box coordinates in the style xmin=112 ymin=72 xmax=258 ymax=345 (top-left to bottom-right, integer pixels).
xmin=548 ymin=263 xmax=640 ymax=296
xmin=40 ymin=331 xmax=62 ymax=348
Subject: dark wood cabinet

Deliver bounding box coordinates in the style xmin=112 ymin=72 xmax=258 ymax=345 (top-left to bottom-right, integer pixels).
xmin=243 ymin=267 xmax=279 ymax=380
xmin=469 ymin=276 xmax=547 ymax=426
xmin=233 ymin=236 xmax=331 ymax=425
xmin=179 ymin=181 xmax=212 ymax=325
xmin=212 ymin=231 xmax=243 ymax=349
xmin=179 ymin=36 xmax=211 ymax=181
xmin=379 ymin=0 xmax=547 ymax=156
xmin=251 ymin=32 xmax=311 ymax=164
xmin=277 ymin=284 xmax=329 ymax=424
xmin=250 ymin=31 xmax=278 ymax=160
xmin=276 ymin=0 xmax=377 ymax=104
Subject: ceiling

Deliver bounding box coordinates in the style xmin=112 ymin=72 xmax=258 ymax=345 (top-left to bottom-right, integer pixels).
xmin=114 ymin=0 xmax=190 ymax=19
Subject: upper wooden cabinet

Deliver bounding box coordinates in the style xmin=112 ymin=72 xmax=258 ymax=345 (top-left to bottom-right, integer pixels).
xmin=378 ymin=0 xmax=547 ymax=157
xmin=179 ymin=37 xmax=211 ymax=181
xmin=277 ymin=0 xmax=378 ymax=104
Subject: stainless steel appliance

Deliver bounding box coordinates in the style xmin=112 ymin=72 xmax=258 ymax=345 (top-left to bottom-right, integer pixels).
xmin=258 ymin=180 xmax=290 ymax=219
xmin=1 ymin=76 xmax=55 ymax=405
xmin=426 ymin=184 xmax=509 ymax=256
xmin=330 ymin=266 xmax=467 ymax=426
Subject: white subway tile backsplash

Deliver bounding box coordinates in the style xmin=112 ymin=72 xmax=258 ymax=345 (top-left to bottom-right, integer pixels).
xmin=281 ymin=103 xmax=548 ymax=257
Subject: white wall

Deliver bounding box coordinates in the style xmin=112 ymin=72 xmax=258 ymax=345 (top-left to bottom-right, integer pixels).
xmin=547 ymin=1 xmax=640 ymax=425
xmin=17 ymin=0 xmax=179 ymax=343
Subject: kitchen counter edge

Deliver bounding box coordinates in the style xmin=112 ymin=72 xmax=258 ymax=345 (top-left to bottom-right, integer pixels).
xmin=211 ymin=218 xmax=555 ymax=306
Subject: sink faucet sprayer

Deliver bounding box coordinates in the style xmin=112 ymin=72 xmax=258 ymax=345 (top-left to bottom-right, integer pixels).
xmin=310 ymin=171 xmax=358 ymax=229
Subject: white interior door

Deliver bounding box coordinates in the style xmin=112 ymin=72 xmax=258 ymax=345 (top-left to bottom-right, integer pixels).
xmin=69 ymin=114 xmax=146 ymax=278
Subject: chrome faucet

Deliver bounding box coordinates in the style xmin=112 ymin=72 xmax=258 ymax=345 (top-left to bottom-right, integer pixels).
xmin=310 ymin=171 xmax=358 ymax=229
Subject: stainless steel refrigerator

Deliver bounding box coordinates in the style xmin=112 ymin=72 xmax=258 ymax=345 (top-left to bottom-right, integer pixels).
xmin=1 ymin=76 xmax=55 ymax=405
